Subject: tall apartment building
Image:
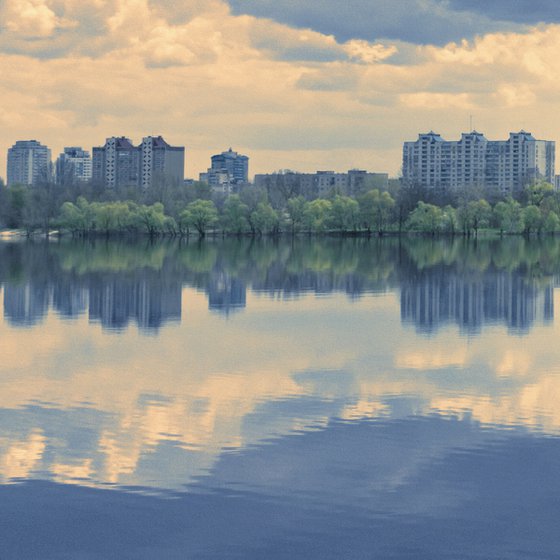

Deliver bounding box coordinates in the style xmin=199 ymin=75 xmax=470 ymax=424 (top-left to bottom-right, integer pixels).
xmin=7 ymin=140 xmax=52 ymax=187
xmin=92 ymin=136 xmax=184 ymax=189
xmin=56 ymin=147 xmax=92 ymax=185
xmin=402 ymin=131 xmax=555 ymax=194
xmin=200 ymin=149 xmax=249 ymax=192
xmin=140 ymin=136 xmax=185 ymax=189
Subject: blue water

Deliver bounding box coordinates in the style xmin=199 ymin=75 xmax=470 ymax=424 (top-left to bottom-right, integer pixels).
xmin=1 ymin=237 xmax=559 ymax=558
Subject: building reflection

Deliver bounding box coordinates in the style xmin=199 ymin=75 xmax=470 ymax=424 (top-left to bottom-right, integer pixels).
xmin=207 ymin=272 xmax=246 ymax=314
xmin=3 ymin=277 xmax=182 ymax=332
xmin=1 ymin=237 xmax=558 ymax=334
xmin=88 ymin=278 xmax=181 ymax=330
xmin=401 ymin=267 xmax=554 ymax=333
xmin=3 ymin=283 xmax=50 ymax=326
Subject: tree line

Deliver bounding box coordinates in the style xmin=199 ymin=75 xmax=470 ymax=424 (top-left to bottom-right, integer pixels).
xmin=1 ymin=176 xmax=559 ymax=237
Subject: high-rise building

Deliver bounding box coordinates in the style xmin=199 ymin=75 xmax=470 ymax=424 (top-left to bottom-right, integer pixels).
xmin=92 ymin=137 xmax=139 ymax=189
xmin=402 ymin=131 xmax=555 ymax=194
xmin=92 ymin=136 xmax=184 ymax=189
xmin=201 ymin=148 xmax=249 ymax=192
xmin=56 ymin=147 xmax=92 ymax=186
xmin=140 ymin=136 xmax=184 ymax=189
xmin=7 ymin=140 xmax=52 ymax=187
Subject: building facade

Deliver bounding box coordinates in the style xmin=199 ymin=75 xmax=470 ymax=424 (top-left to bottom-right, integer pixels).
xmin=254 ymin=170 xmax=389 ymax=202
xmin=140 ymin=136 xmax=185 ymax=189
xmin=92 ymin=136 xmax=184 ymax=189
xmin=56 ymin=147 xmax=92 ymax=185
xmin=7 ymin=140 xmax=52 ymax=187
xmin=402 ymin=131 xmax=555 ymax=194
xmin=200 ymin=148 xmax=249 ymax=192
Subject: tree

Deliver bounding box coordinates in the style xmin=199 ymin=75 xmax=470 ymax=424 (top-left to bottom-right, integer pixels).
xmin=59 ymin=196 xmax=95 ymax=234
xmin=303 ymin=199 xmax=332 ymax=233
xmin=493 ymin=198 xmax=523 ymax=235
xmin=523 ymin=205 xmax=542 ymax=235
xmin=286 ymin=196 xmax=307 ymax=234
xmin=239 ymin=186 xmax=268 ymax=234
xmin=525 ymin=180 xmax=554 ymax=206
xmin=468 ymin=199 xmax=491 ymax=236
xmin=251 ymin=202 xmax=279 ymax=234
xmin=134 ymin=202 xmax=167 ymax=235
xmin=440 ymin=205 xmax=458 ymax=234
xmin=358 ymin=189 xmax=395 ymax=235
xmin=222 ymin=195 xmax=249 ymax=234
xmin=3 ymin=184 xmax=28 ymax=228
xmin=543 ymin=211 xmax=559 ymax=234
xmin=456 ymin=199 xmax=490 ymax=236
xmin=329 ymin=195 xmax=360 ymax=233
xmin=407 ymin=202 xmax=443 ymax=234
xmin=181 ymin=200 xmax=218 ymax=237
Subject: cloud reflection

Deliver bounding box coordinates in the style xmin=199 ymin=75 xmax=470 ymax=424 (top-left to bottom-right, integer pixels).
xmin=0 ymin=238 xmax=560 ymax=491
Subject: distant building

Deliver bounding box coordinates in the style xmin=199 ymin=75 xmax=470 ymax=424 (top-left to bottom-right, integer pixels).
xmin=92 ymin=135 xmax=184 ymax=189
xmin=140 ymin=136 xmax=185 ymax=189
xmin=56 ymin=147 xmax=92 ymax=186
xmin=92 ymin=136 xmax=139 ymax=189
xmin=253 ymin=170 xmax=389 ymax=203
xmin=7 ymin=140 xmax=52 ymax=186
xmin=402 ymin=131 xmax=555 ymax=194
xmin=200 ymin=148 xmax=249 ymax=192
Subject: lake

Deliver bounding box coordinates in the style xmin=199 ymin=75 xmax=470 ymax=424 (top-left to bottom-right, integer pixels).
xmin=1 ymin=236 xmax=560 ymax=559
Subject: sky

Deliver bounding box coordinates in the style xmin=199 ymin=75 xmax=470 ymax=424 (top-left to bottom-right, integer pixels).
xmin=1 ymin=0 xmax=560 ymax=180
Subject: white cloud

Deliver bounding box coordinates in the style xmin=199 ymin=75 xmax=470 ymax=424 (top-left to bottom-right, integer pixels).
xmin=3 ymin=0 xmax=76 ymax=38
xmin=344 ymin=40 xmax=398 ymax=63
xmin=1 ymin=2 xmax=560 ymax=180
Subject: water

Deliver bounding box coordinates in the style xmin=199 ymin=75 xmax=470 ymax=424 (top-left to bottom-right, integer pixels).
xmin=1 ymin=236 xmax=560 ymax=558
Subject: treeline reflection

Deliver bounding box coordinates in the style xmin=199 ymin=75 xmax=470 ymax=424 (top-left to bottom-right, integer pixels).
xmin=0 ymin=237 xmax=558 ymax=333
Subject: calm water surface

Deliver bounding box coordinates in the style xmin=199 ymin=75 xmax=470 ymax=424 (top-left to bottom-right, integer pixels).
xmin=1 ymin=237 xmax=560 ymax=558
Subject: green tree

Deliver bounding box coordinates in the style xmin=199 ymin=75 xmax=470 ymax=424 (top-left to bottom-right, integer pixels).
xmin=358 ymin=189 xmax=395 ymax=235
xmin=525 ymin=180 xmax=554 ymax=206
xmin=286 ymin=196 xmax=307 ymax=234
xmin=59 ymin=196 xmax=95 ymax=234
xmin=441 ymin=205 xmax=458 ymax=234
xmin=493 ymin=198 xmax=523 ymax=234
xmin=134 ymin=202 xmax=167 ymax=235
xmin=222 ymin=195 xmax=249 ymax=234
xmin=456 ymin=199 xmax=490 ymax=236
xmin=329 ymin=195 xmax=360 ymax=233
xmin=251 ymin=202 xmax=279 ymax=234
xmin=303 ymin=199 xmax=332 ymax=233
xmin=3 ymin=184 xmax=28 ymax=228
xmin=543 ymin=211 xmax=560 ymax=234
xmin=407 ymin=202 xmax=443 ymax=234
xmin=468 ymin=199 xmax=491 ymax=236
xmin=523 ymin=205 xmax=542 ymax=235
xmin=181 ymin=200 xmax=219 ymax=237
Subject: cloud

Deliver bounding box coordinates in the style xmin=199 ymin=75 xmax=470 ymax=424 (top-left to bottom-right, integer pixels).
xmin=1 ymin=1 xmax=560 ymax=180
xmin=3 ymin=0 xmax=77 ymax=38
xmin=227 ymin=0 xmax=524 ymax=45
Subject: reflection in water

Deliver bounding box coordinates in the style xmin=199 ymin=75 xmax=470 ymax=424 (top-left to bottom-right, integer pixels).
xmin=2 ymin=237 xmax=560 ymax=557
xmin=2 ymin=237 xmax=558 ymax=332
xmin=401 ymin=266 xmax=554 ymax=333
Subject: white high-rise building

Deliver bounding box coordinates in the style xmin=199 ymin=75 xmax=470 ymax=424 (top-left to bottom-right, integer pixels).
xmin=7 ymin=140 xmax=52 ymax=187
xmin=56 ymin=147 xmax=92 ymax=185
xmin=402 ymin=131 xmax=555 ymax=194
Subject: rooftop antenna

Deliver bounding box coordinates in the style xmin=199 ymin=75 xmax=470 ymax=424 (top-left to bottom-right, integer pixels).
xmin=470 ymin=114 xmax=473 ymax=132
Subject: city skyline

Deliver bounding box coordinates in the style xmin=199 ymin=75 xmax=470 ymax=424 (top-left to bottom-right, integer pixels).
xmin=2 ymin=2 xmax=560 ymax=183
xmin=3 ymin=127 xmax=559 ymax=187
